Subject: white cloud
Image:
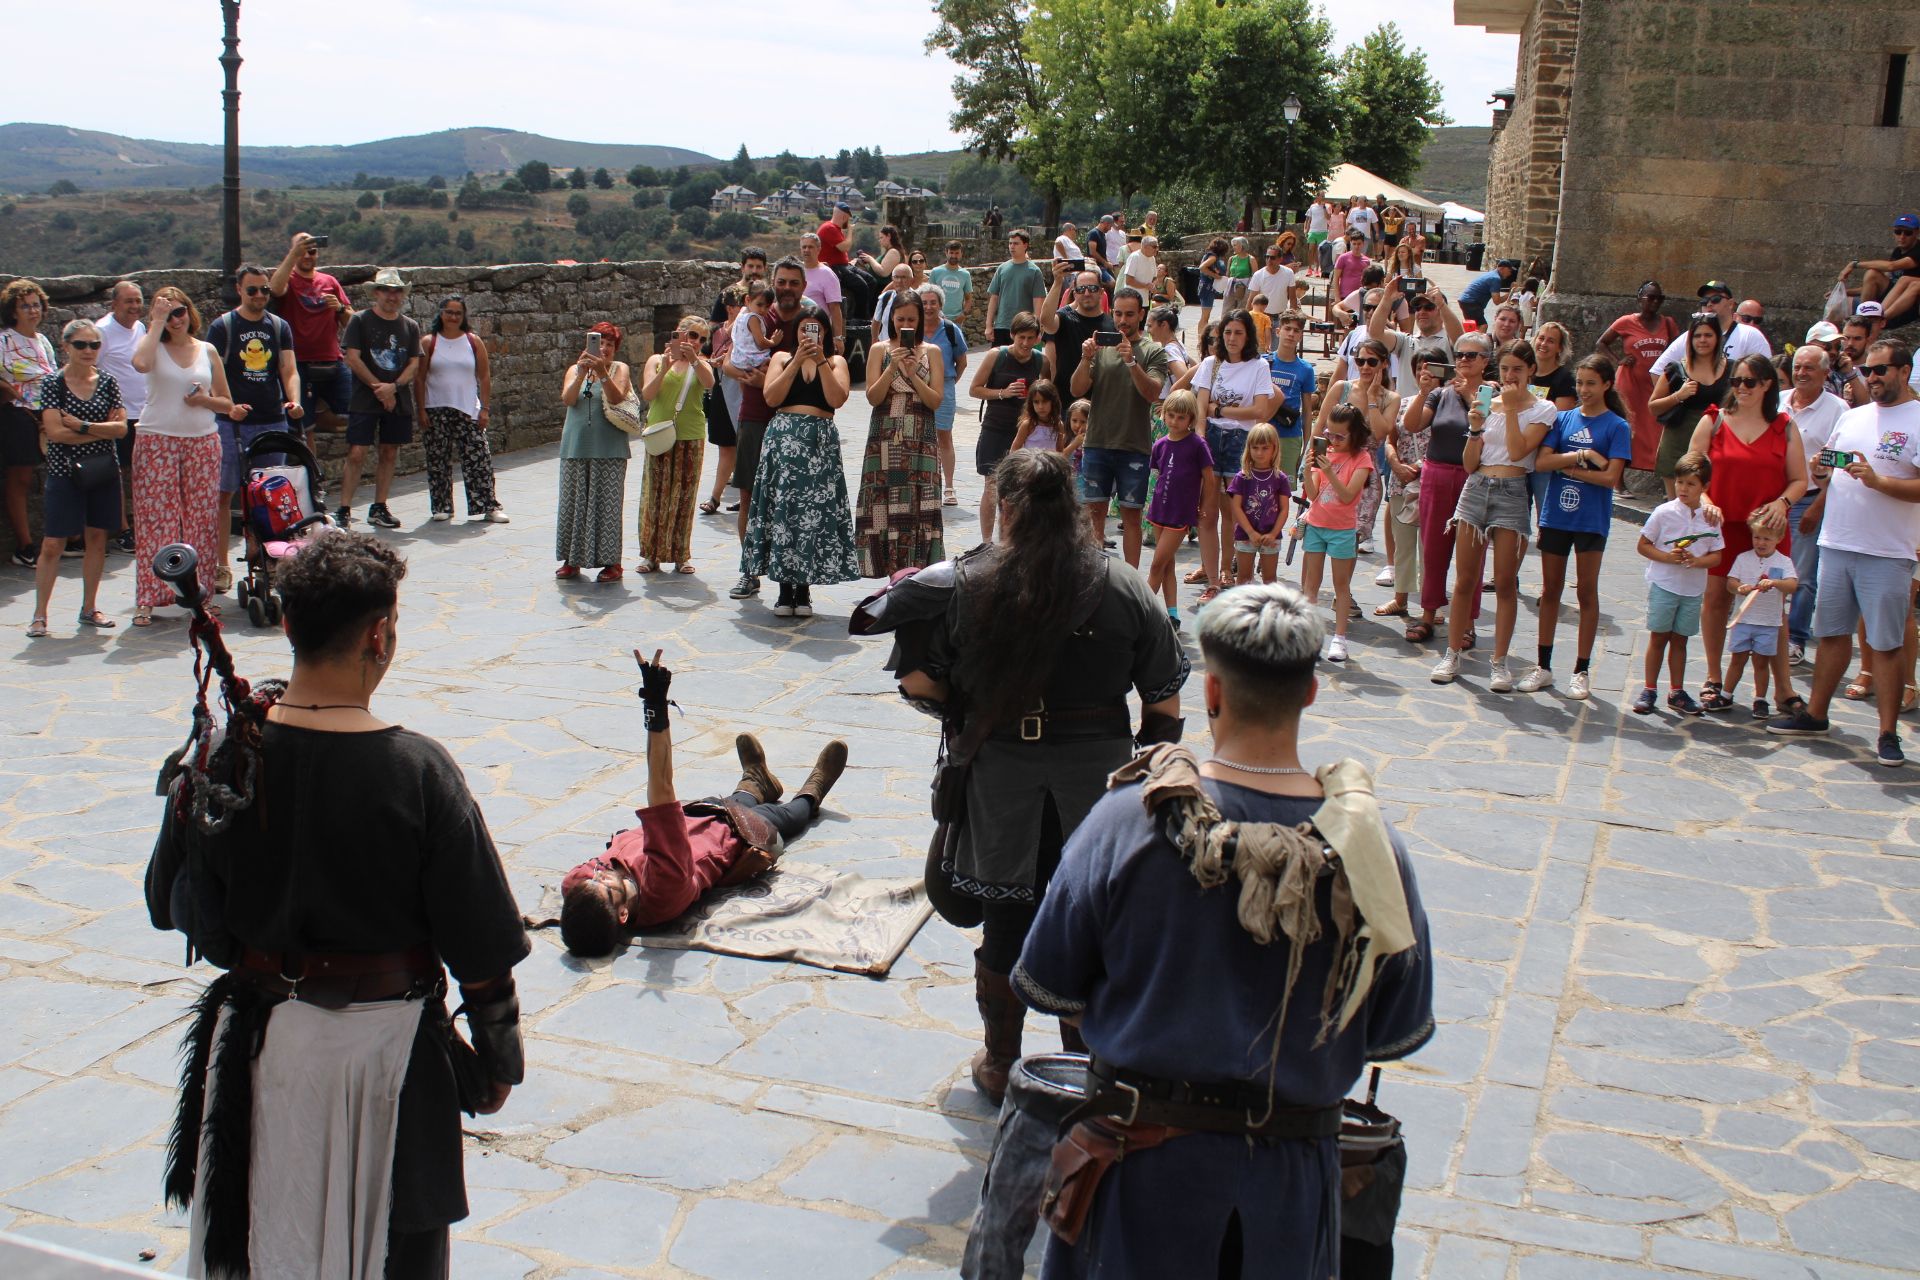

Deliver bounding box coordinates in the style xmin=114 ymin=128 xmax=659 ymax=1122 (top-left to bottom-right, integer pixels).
xmin=3 ymin=1 xmax=1515 ymax=155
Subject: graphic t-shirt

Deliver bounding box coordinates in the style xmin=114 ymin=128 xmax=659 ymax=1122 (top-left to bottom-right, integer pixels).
xmin=342 ymin=310 xmax=422 ymax=415
xmin=1147 ymin=431 xmax=1213 ymax=529
xmin=206 ymin=309 xmax=295 ymax=424
xmin=1265 ymin=354 xmax=1316 ymax=435
xmin=1641 ymin=499 xmax=1722 ymax=596
xmin=1227 ymin=467 xmax=1290 ymax=540
xmin=273 ymin=269 xmax=351 ymax=362
xmin=1539 ymin=408 xmax=1633 ymax=535
xmin=1193 ymin=356 xmax=1274 ymax=435
xmin=987 ymin=260 xmax=1046 ymax=330
xmin=929 ymin=265 xmax=972 ymax=318
xmin=1728 ymin=549 xmax=1796 ymax=627
xmin=1818 ymin=400 xmax=1920 ymax=562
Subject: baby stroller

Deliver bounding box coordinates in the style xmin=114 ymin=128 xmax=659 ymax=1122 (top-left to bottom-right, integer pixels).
xmin=234 ymin=429 xmax=331 ymax=627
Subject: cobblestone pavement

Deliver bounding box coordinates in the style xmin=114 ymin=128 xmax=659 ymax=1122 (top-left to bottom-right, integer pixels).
xmin=1 ymin=312 xmax=1917 ymax=1279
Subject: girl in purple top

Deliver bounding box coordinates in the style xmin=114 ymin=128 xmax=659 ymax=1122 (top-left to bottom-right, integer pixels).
xmin=1227 ymin=423 xmax=1289 ymax=586
xmin=1145 ymin=389 xmax=1213 ymax=626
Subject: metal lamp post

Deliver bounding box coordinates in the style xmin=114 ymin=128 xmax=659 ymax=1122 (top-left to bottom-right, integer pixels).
xmin=220 ymin=0 xmax=243 ymax=306
xmin=1279 ymin=94 xmax=1303 ymax=231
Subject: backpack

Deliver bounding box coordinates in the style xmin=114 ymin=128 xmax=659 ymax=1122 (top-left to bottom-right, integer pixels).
xmin=247 ymin=472 xmax=306 ymax=539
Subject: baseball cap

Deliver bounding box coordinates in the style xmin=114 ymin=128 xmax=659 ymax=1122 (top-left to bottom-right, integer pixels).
xmin=1894 ymin=213 xmax=1919 ymax=230
xmin=1696 ymin=280 xmax=1731 ymax=298
xmin=1855 ymin=301 xmax=1885 ymax=318
xmin=1804 ymin=320 xmax=1840 ymax=344
xmin=833 ymin=202 xmax=852 ymax=213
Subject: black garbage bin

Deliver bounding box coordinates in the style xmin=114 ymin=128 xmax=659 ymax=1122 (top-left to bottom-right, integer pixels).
xmin=1466 ymin=242 xmax=1486 ymax=272
xmin=1179 ymin=265 xmax=1203 ymax=304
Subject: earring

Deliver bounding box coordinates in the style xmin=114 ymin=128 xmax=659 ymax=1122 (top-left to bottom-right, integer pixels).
xmin=374 ymin=652 xmax=390 ymax=668
xmin=1206 ymin=705 xmax=1220 ymax=719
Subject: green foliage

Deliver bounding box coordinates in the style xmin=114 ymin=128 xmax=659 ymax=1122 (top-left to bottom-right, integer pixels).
xmin=47 ymin=179 xmax=80 ymax=196
xmin=725 ymin=145 xmax=754 ymax=185
xmin=626 ymin=164 xmax=660 ymax=188
xmin=455 ymin=227 xmax=476 ymax=252
xmin=1334 ymin=22 xmax=1450 ymax=186
xmin=356 ymin=190 xmax=379 ymax=209
xmin=834 ymin=149 xmax=854 ymax=177
xmin=458 ymin=179 xmax=534 ymax=210
xmin=499 ymin=176 xmax=527 ymax=193
xmin=638 ymin=209 xmax=675 ymax=239
xmin=566 ymin=192 xmax=592 ymax=218
xmin=670 ymin=170 xmax=722 ymax=211
xmin=427 ymin=174 xmax=447 ymax=189
xmin=171 ymin=235 xmax=200 ymax=262
xmin=1146 ymin=182 xmax=1237 ymax=243
xmin=515 ymin=160 xmax=552 ymax=192
xmin=384 ymin=183 xmax=434 ymax=208
xmin=665 ymin=235 xmax=690 ymax=256
xmin=803 ymin=159 xmax=827 ymax=184
xmin=677 ymin=206 xmax=711 ymax=237
xmin=592 ymin=167 xmax=613 ymax=189
xmin=631 ymin=188 xmax=662 ymax=209
xmin=568 ymin=166 xmax=588 ymax=190
xmin=51 ymin=211 xmax=76 ymax=231
xmin=711 ymin=211 xmax=756 ymax=240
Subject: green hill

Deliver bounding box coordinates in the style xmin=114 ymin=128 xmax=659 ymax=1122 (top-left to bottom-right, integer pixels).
xmin=0 ymin=124 xmax=719 ymax=193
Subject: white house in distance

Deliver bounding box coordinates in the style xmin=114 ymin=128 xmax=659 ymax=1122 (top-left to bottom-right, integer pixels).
xmin=709 ymin=184 xmax=759 ymax=212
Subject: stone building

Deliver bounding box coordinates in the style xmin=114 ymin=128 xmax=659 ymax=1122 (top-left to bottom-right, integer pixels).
xmin=1458 ymin=0 xmax=1920 ymax=347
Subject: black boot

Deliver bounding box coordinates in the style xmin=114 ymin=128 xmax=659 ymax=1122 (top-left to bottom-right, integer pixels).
xmin=795 ymin=739 xmax=849 ymax=812
xmin=971 ymin=950 xmax=1025 ymax=1106
xmin=733 ymin=733 xmax=783 ymax=804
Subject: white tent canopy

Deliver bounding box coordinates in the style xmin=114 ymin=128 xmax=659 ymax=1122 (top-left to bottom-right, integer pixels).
xmin=1313 ymin=164 xmax=1445 ymax=218
xmin=1440 ymin=201 xmax=1486 ymax=223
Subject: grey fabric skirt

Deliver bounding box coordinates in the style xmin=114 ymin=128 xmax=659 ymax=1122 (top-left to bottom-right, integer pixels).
xmin=953 ymin=736 xmax=1133 ymax=902
xmin=555 ymin=457 xmax=627 ymax=568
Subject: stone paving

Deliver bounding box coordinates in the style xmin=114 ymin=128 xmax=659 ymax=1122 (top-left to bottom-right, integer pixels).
xmin=1 ymin=315 xmax=1918 ymax=1279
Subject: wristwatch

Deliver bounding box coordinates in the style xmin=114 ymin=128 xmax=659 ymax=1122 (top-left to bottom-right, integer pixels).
xmin=77 ymin=420 xmax=91 ymax=435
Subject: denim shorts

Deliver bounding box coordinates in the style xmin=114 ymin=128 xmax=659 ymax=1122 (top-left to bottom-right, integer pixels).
xmin=1080 ymin=446 xmax=1150 ymax=508
xmin=1647 ymin=583 xmax=1703 ymax=637
xmin=1729 ymin=621 xmax=1779 ymax=656
xmin=1814 ymin=546 xmax=1917 ymax=652
xmin=1453 ymin=472 xmax=1533 ymax=539
xmin=1304 ymin=525 xmax=1357 ymax=559
xmin=1205 ymin=422 xmax=1246 ymax=476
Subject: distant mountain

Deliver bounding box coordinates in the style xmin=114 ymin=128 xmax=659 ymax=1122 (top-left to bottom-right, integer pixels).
xmin=0 ymin=124 xmax=720 ymax=192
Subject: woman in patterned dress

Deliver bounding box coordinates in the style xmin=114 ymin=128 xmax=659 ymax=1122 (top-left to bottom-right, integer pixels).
xmin=30 ymin=320 xmax=129 ymax=636
xmin=855 ymin=292 xmax=946 ymax=579
xmin=555 ymin=321 xmax=632 ymax=582
xmin=740 ymin=313 xmax=858 ymax=617
xmin=636 ymin=317 xmax=714 ymax=574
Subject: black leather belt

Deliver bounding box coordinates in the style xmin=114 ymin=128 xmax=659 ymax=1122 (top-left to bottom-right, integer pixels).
xmin=988 ymin=702 xmax=1132 ymax=744
xmin=1064 ymin=1058 xmax=1346 ymax=1139
xmin=238 ymin=944 xmax=442 ymax=1009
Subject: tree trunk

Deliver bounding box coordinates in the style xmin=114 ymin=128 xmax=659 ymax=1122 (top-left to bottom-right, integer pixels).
xmin=1042 ymin=183 xmax=1062 ymax=240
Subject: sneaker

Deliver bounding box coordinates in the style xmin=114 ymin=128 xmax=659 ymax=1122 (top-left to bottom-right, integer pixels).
xmin=1430 ymin=649 xmax=1461 ymax=684
xmin=1569 ymin=670 xmax=1592 ymax=701
xmin=728 ymin=574 xmax=761 ymax=600
xmin=1373 ymin=565 xmax=1395 ymax=587
xmin=793 ymin=585 xmax=813 ymax=618
xmin=9 ymin=548 xmax=34 ymax=569
xmin=1667 ymin=689 xmax=1705 ymax=717
xmin=771 ymin=582 xmax=795 ymax=617
xmin=61 ymin=540 xmax=85 ymax=558
xmin=111 ymin=530 xmax=136 ymax=554
xmin=1356 ymin=539 xmax=1374 ymax=556
xmin=1488 ymin=659 xmax=1515 ymax=693
xmin=1631 ymin=687 xmax=1658 ymax=715
xmin=1515 ymin=666 xmax=1555 ymax=693
xmin=1877 ymin=731 xmax=1906 ymax=768
xmin=484 ymin=508 xmax=511 ymax=523
xmin=1765 ymin=710 xmax=1830 ymax=737
xmin=1325 ymin=635 xmax=1348 ymax=663
xmin=430 ymin=510 xmax=452 ymax=522
xmin=334 ymin=506 xmax=353 ymax=527
xmin=1788 ymin=643 xmax=1806 ymax=666
xmin=1751 ymin=698 xmax=1770 ymax=720
xmin=367 ymin=503 xmax=401 ymax=529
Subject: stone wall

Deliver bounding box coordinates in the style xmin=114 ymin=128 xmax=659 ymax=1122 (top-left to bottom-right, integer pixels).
xmin=1483 ymin=0 xmax=1580 ymax=274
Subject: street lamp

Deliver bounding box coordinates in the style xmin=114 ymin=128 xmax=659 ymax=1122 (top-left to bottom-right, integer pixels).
xmin=1279 ymin=94 xmax=1303 ymax=231
xmin=220 ymin=1 xmax=243 ymax=306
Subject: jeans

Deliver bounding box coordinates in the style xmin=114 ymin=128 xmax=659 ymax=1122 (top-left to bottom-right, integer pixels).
xmin=728 ymin=790 xmax=815 ymax=840
xmin=1787 ymin=493 xmax=1820 ymax=646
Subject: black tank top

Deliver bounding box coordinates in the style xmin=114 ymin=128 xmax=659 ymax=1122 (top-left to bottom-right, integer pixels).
xmin=778 ymin=361 xmax=837 ymax=414
xmin=982 ymin=346 xmax=1045 ymax=435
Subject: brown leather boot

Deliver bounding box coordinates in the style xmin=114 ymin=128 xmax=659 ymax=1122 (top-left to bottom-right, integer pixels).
xmin=733 ymin=733 xmax=782 ymax=805
xmin=971 ymin=950 xmax=1025 ymax=1106
xmin=794 ymin=739 xmax=849 ymax=811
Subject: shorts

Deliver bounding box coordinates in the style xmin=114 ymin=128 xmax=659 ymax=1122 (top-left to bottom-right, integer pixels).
xmin=1279 ymin=434 xmax=1303 ymax=476
xmin=1205 ymin=423 xmax=1246 ymax=477
xmin=346 ymin=409 xmax=413 ymax=447
xmin=1080 ymin=446 xmax=1150 ymax=509
xmin=992 ymin=327 xmax=1014 ymax=346
xmin=220 ymin=418 xmax=287 ymax=491
xmin=1813 ymin=546 xmax=1917 ymax=652
xmin=935 ymin=392 xmax=957 ymax=435
xmin=977 ymin=425 xmax=1016 ymax=477
xmin=1452 ymin=472 xmax=1533 ymax=540
xmin=1729 ymin=621 xmax=1779 ymax=656
xmin=0 ymin=403 xmax=39 ymax=467
xmin=1383 ymin=232 xmax=1402 ymax=248
xmin=297 ymin=360 xmax=353 ymax=422
xmin=1307 ymin=231 xmax=1328 ymax=248
xmin=1303 ymin=525 xmax=1357 ymax=559
xmin=42 ymin=467 xmax=123 ymax=538
xmin=1197 ymin=277 xmax=1219 ymax=306
xmin=1536 ymin=526 xmax=1608 ymax=556
xmin=730 ymin=417 xmax=769 ymax=489
xmin=1647 ymin=583 xmax=1704 ymax=637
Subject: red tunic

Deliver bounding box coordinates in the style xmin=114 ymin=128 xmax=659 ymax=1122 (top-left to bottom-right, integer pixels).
xmin=1705 ymin=408 xmax=1793 ymax=578
xmin=561 ymin=803 xmax=749 ymax=928
xmin=1601 ymin=312 xmax=1679 ymax=471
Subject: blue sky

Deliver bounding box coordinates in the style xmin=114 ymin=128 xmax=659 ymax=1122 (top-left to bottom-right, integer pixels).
xmin=5 ymin=2 xmax=1517 ymax=157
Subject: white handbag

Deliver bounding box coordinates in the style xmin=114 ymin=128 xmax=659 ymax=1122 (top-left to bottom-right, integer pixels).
xmin=639 ymin=361 xmax=698 ymax=457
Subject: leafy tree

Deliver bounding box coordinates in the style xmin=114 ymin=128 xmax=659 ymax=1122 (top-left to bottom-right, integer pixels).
xmin=804 ymin=159 xmax=828 ymax=184
xmin=834 ymin=149 xmax=854 ymax=177
xmin=356 ymin=191 xmax=380 ymax=209
xmin=771 ymin=150 xmax=803 ymax=178
xmin=427 ymin=174 xmax=448 ymax=189
xmin=711 ymin=211 xmax=756 ymax=239
xmin=851 ymin=147 xmax=874 ymax=181
xmin=592 ymin=167 xmax=613 ymax=189
xmin=638 ymin=209 xmax=675 ymax=240
xmin=631 ymin=188 xmax=662 ymax=209
xmin=1334 ymin=22 xmax=1450 ymax=186
xmin=568 ymin=166 xmax=589 ymax=190
xmin=566 ymin=192 xmax=592 ymax=219
xmin=455 ymin=228 xmax=477 ymax=253
xmin=665 ymin=236 xmax=691 ymax=256
xmin=927 ymin=0 xmax=1067 ymax=227
xmin=869 ymin=147 xmax=889 ymax=180
xmin=46 ymin=179 xmax=80 ymax=197
xmin=516 ymin=160 xmax=552 ymax=192
xmin=725 ymin=145 xmax=754 ymax=184
xmin=678 ymin=206 xmax=711 ymax=237
xmin=499 ymin=176 xmax=528 ymax=193
xmin=626 ymin=164 xmax=660 ymax=188
xmin=52 ymin=211 xmax=77 ymax=231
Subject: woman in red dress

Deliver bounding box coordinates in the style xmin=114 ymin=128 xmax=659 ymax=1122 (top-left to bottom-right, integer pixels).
xmin=1599 ymin=281 xmax=1679 ymax=472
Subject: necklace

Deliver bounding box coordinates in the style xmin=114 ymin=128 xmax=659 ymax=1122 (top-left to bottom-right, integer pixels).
xmin=1208 ymin=757 xmax=1308 ymax=776
xmin=279 ymin=702 xmax=370 ymax=712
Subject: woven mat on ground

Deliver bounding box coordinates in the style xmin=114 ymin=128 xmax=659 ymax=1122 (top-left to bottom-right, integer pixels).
xmin=525 ymin=862 xmax=934 ymax=977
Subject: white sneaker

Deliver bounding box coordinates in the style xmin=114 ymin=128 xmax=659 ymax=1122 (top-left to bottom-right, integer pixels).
xmin=1515 ymin=665 xmax=1555 ymax=693
xmin=1325 ymin=635 xmax=1348 ymax=663
xmin=1788 ymin=643 xmax=1805 ymax=665
xmin=430 ymin=511 xmax=452 ymax=522
xmin=1374 ymin=565 xmax=1395 ymax=587
xmin=1569 ymin=669 xmax=1592 ymax=701
xmin=1489 ymin=659 xmax=1515 ymax=693
xmin=484 ymin=508 xmax=511 ymax=523
xmin=1430 ymin=649 xmax=1461 ymax=683
xmin=1357 ymin=539 xmax=1374 ymax=555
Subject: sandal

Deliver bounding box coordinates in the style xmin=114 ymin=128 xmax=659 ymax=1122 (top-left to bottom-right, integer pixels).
xmin=676 ymin=562 xmax=697 ymax=575
xmin=1845 ymin=672 xmax=1874 ymax=701
xmin=635 ymin=559 xmax=659 ymax=574
xmin=26 ymin=616 xmax=48 ymax=638
xmin=1404 ymin=621 xmax=1434 ymax=644
xmin=596 ymin=565 xmax=624 ymax=583
xmin=77 ymin=608 xmax=116 ymax=629
xmin=1373 ymin=601 xmax=1408 ymax=618
xmin=215 ymin=566 xmax=233 ymax=594
xmin=1196 ymin=585 xmax=1222 ymax=605
xmin=1698 ymin=681 xmax=1734 ymax=713
xmin=942 ymin=487 xmax=959 ymax=507
xmin=1903 ymin=684 xmax=1919 ymax=715
xmin=698 ymin=498 xmax=721 ymax=515
xmin=133 ymin=606 xmax=154 ymax=627
xmin=1184 ymin=567 xmax=1209 ymax=585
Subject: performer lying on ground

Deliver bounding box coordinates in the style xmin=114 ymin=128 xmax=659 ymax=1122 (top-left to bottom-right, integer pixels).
xmin=559 ymin=648 xmax=849 ymax=957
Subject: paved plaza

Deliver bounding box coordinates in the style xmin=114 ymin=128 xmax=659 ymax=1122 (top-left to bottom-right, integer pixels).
xmin=1 ymin=329 xmax=1918 ymax=1279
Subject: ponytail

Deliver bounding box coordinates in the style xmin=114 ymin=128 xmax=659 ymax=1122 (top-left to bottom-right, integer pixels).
xmin=1576 ymin=354 xmax=1629 ymax=419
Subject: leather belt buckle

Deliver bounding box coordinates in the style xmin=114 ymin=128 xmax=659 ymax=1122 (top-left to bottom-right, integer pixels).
xmin=1111 ymin=1080 xmax=1142 ymax=1127
xmin=1020 ymin=700 xmax=1045 ymax=742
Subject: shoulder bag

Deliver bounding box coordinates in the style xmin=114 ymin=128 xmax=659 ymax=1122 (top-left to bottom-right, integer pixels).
xmin=602 ymin=364 xmax=646 ymax=437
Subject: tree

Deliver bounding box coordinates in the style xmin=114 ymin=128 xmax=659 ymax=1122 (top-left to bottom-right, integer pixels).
xmin=566 ymin=192 xmax=592 ymax=219
xmin=356 ymin=191 xmax=379 ymax=209
xmin=427 ymin=174 xmax=448 ymax=189
xmin=678 ymin=206 xmax=711 ymax=237
xmin=631 ymin=188 xmax=662 ymax=209
xmin=568 ymin=166 xmax=589 ymax=190
xmin=927 ymin=0 xmax=1071 ymax=228
xmin=626 ymin=164 xmax=659 ymax=188
xmin=851 ymin=147 xmax=873 ymax=181
xmin=1334 ymin=23 xmax=1450 ymax=187
xmin=725 ymin=144 xmax=754 ymax=185
xmin=46 ymin=179 xmax=80 ymax=197
xmin=804 ymin=159 xmax=828 ymax=184
xmin=592 ymin=167 xmax=613 ymax=189
xmin=516 ymin=160 xmax=552 ymax=192
xmin=834 ymin=149 xmax=854 ymax=178
xmin=712 ymin=211 xmax=756 ymax=239
xmin=869 ymin=146 xmax=889 ymax=180
xmin=456 ymin=228 xmax=477 ymax=253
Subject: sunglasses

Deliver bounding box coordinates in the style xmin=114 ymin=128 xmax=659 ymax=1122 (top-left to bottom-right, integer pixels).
xmin=1352 ymin=357 xmax=1382 ymax=368
xmin=1895 ymin=229 xmax=1917 ymax=236
xmin=1455 ymin=350 xmax=1488 ymax=360
xmin=69 ymin=339 xmax=101 ymax=350
xmin=910 ymin=257 xmax=926 ymax=264
xmin=1737 ymin=314 xmax=1761 ymax=323
xmin=243 ymin=285 xmax=271 ymax=297
xmin=1073 ymin=284 xmax=1100 ymax=293
xmin=1860 ymin=363 xmax=1899 ymax=377
xmin=1728 ymin=376 xmax=1763 ymax=388
xmin=1413 ymin=301 xmax=1437 ymax=312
